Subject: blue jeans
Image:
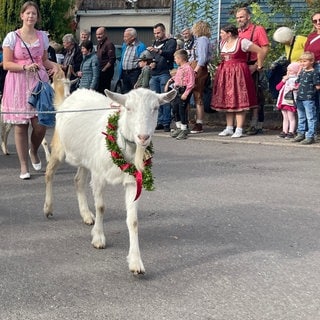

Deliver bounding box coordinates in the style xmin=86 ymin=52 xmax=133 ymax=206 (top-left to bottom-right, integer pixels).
xmin=296 ymin=100 xmax=317 ymax=139
xmin=149 ymin=73 xmax=171 ymax=126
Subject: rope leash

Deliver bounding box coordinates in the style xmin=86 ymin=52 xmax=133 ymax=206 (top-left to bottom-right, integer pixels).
xmin=0 ymin=106 xmax=120 ymax=115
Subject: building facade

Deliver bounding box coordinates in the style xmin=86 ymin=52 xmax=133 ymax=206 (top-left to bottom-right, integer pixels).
xmin=76 ymin=0 xmax=172 ymax=46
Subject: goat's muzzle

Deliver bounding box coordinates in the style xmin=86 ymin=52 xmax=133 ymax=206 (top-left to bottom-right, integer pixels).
xmin=137 ymin=134 xmax=150 ymax=145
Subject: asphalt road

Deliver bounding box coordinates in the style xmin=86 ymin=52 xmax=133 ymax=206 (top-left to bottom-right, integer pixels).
xmin=1 ymin=127 xmax=320 ymax=320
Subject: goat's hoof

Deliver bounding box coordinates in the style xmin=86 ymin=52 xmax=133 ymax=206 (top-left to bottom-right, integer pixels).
xmin=1 ymin=143 xmax=9 ymax=155
xmin=92 ymin=242 xmax=106 ymax=249
xmin=81 ymin=212 xmax=95 ymax=225
xmin=83 ymin=218 xmax=94 ymax=225
xmin=131 ymin=269 xmax=145 ymax=275
xmin=45 ymin=212 xmax=53 ymax=218
xmin=91 ymin=235 xmax=106 ymax=249
xmin=128 ymin=257 xmax=145 ymax=275
xmin=43 ymin=208 xmax=53 ymax=218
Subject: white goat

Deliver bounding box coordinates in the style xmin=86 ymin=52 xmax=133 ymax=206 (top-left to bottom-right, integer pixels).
xmin=0 ymin=66 xmax=76 ymax=160
xmin=43 ymin=87 xmax=176 ymax=274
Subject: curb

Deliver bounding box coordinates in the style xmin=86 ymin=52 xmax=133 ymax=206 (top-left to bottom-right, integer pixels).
xmin=154 ymin=126 xmax=320 ymax=148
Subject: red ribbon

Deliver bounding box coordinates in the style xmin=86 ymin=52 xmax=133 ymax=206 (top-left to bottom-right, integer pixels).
xmin=134 ymin=171 xmax=143 ymax=201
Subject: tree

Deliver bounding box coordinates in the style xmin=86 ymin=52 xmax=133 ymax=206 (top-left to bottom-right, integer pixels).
xmin=0 ymin=0 xmax=76 ymax=43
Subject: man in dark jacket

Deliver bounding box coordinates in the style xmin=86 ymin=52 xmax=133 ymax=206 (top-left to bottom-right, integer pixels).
xmin=147 ymin=23 xmax=176 ymax=132
xmin=96 ymin=27 xmax=116 ymax=93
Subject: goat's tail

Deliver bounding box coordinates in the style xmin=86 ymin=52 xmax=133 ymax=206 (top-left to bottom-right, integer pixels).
xmin=52 ymin=66 xmax=67 ymax=109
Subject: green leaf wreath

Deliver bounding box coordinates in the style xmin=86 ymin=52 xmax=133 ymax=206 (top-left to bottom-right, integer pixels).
xmin=103 ymin=111 xmax=155 ymax=192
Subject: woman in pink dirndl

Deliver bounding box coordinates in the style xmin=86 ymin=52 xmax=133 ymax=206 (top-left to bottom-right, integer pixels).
xmin=2 ymin=1 xmax=59 ymax=179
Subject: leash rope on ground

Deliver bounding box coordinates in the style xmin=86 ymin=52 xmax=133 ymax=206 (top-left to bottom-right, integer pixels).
xmin=0 ymin=106 xmax=120 ymax=115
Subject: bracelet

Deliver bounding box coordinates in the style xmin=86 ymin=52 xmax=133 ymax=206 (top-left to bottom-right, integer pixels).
xmin=22 ymin=65 xmax=26 ymax=71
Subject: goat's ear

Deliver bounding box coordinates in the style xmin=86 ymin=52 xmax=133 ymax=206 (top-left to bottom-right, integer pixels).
xmin=158 ymin=89 xmax=177 ymax=104
xmin=104 ymin=89 xmax=127 ymax=107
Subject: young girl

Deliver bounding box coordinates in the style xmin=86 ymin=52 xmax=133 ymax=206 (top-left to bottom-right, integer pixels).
xmin=275 ymin=62 xmax=300 ymax=139
xmin=165 ymin=49 xmax=195 ymax=140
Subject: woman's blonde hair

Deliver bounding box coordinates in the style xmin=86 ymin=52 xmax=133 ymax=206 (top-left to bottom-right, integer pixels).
xmin=300 ymin=51 xmax=315 ymax=61
xmin=192 ymin=21 xmax=211 ymax=38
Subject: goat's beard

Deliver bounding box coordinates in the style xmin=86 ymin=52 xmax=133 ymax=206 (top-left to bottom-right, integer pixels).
xmin=134 ymin=144 xmax=146 ymax=172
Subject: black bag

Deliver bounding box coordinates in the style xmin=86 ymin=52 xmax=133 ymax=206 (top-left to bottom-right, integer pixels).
xmin=283 ymin=90 xmax=295 ymax=105
xmin=175 ymin=86 xmax=186 ymax=95
xmin=284 ymin=90 xmax=294 ymax=100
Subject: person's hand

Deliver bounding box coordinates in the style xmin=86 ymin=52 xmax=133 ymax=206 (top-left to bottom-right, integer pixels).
xmin=27 ymin=63 xmax=39 ymax=72
xmin=248 ymin=64 xmax=257 ymax=74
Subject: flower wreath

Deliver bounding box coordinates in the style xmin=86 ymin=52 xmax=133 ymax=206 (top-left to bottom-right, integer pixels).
xmin=102 ymin=111 xmax=154 ymax=200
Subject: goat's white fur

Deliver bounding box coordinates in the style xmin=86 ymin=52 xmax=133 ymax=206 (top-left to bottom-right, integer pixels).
xmin=43 ymin=87 xmax=176 ymax=274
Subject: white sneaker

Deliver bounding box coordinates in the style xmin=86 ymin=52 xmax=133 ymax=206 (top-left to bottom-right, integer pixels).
xmin=231 ymin=131 xmax=244 ymax=138
xmin=218 ymin=129 xmax=234 ymax=136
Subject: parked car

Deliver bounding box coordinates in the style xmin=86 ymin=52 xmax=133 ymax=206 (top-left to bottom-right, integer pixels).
xmin=110 ymin=45 xmax=123 ymax=93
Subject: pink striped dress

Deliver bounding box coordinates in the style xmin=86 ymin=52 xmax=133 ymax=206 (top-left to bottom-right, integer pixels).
xmin=2 ymin=30 xmax=49 ymax=124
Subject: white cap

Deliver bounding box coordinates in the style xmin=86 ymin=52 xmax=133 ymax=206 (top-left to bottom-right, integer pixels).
xmin=273 ymin=27 xmax=294 ymax=43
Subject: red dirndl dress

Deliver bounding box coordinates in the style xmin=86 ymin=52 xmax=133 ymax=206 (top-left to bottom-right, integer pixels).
xmin=211 ymin=38 xmax=257 ymax=112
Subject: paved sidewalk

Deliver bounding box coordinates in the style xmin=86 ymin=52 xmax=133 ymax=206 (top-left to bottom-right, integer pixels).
xmin=154 ymin=126 xmax=320 ymax=148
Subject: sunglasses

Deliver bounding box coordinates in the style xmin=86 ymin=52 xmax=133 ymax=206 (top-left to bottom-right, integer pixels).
xmin=312 ymin=19 xmax=320 ymax=23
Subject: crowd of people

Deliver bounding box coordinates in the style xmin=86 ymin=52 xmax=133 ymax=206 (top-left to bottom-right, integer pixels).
xmin=1 ymin=0 xmax=320 ymax=180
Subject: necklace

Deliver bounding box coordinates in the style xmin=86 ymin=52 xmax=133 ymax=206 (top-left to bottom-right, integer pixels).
xmin=102 ymin=111 xmax=154 ymax=200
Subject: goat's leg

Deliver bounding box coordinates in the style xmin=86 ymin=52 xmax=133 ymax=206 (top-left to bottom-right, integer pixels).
xmin=1 ymin=122 xmax=12 ymax=155
xmin=125 ymin=182 xmax=145 ymax=275
xmin=41 ymin=137 xmax=51 ymax=162
xmin=74 ymin=167 xmax=95 ymax=225
xmin=43 ymin=131 xmax=64 ymax=218
xmin=90 ymin=176 xmax=106 ymax=248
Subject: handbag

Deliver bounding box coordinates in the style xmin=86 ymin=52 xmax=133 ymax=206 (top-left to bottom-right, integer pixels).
xmin=15 ymin=32 xmax=55 ymax=127
xmin=283 ymin=90 xmax=295 ymax=105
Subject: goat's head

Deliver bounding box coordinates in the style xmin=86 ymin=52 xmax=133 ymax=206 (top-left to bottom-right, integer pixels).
xmin=52 ymin=65 xmax=79 ymax=106
xmin=105 ymin=88 xmax=177 ymax=171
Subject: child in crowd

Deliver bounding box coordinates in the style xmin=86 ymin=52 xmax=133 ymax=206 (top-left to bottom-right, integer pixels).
xmin=276 ymin=62 xmax=300 ymax=139
xmin=165 ymin=49 xmax=195 ymax=140
xmin=293 ymin=51 xmax=320 ymax=145
xmin=134 ymin=50 xmax=153 ymax=89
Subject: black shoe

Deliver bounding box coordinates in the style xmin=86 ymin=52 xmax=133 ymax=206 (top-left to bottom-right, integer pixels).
xmin=155 ymin=124 xmax=164 ymax=130
xmin=300 ymin=137 xmax=314 ymax=145
xmin=278 ymin=131 xmax=286 ymax=138
xmin=163 ymin=125 xmax=171 ymax=132
xmin=246 ymin=126 xmax=259 ymax=135
xmin=293 ymin=134 xmax=305 ymax=142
